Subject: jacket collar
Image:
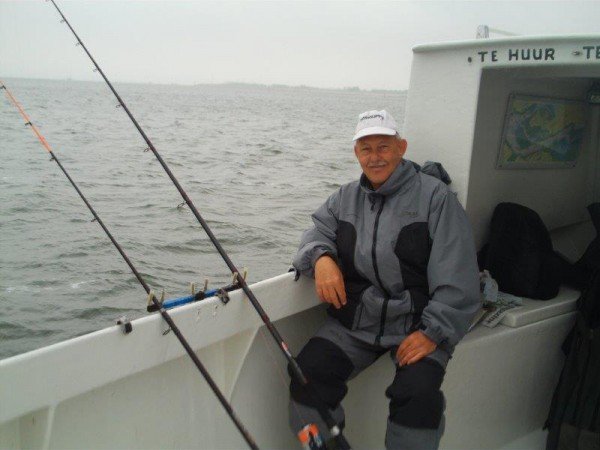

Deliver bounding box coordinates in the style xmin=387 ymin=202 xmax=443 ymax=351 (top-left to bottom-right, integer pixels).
xmin=359 ymin=159 xmax=418 ymax=197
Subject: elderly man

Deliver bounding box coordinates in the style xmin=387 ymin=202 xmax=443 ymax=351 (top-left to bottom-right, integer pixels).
xmin=289 ymin=110 xmax=480 ymax=450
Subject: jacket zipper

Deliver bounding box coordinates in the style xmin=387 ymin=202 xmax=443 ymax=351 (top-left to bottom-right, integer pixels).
xmin=353 ymin=302 xmax=364 ymax=330
xmin=372 ymin=196 xmax=388 ymax=345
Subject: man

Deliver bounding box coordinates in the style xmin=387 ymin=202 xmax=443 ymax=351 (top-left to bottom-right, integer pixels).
xmin=289 ymin=110 xmax=480 ymax=450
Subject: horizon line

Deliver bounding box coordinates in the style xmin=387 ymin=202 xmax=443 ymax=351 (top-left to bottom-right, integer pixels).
xmin=1 ymin=75 xmax=407 ymax=94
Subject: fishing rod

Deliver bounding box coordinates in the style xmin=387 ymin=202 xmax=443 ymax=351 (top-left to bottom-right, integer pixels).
xmin=48 ymin=1 xmax=351 ymax=447
xmin=0 ymin=81 xmax=258 ymax=450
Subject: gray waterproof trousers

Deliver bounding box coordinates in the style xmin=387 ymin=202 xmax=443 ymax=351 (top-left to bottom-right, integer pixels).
xmin=289 ymin=318 xmax=447 ymax=450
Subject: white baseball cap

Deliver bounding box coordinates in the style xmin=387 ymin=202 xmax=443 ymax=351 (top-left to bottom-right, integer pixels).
xmin=353 ymin=109 xmax=399 ymax=141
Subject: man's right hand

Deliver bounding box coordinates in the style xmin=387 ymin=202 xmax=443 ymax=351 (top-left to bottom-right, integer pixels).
xmin=314 ymin=255 xmax=347 ymax=309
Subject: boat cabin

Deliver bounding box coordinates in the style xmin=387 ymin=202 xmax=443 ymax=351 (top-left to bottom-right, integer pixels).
xmin=405 ymin=36 xmax=600 ymax=249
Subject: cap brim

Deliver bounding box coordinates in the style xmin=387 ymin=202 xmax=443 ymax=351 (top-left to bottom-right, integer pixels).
xmin=352 ymin=126 xmax=397 ymax=142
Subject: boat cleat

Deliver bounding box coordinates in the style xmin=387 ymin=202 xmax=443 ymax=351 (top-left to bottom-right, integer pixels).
xmin=217 ymin=288 xmax=230 ymax=305
xmin=116 ymin=316 xmax=132 ymax=334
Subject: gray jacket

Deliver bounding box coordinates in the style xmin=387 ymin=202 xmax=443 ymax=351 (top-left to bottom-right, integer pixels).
xmin=293 ymin=160 xmax=480 ymax=354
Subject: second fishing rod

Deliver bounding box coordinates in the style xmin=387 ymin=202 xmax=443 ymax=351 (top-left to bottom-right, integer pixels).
xmin=48 ymin=1 xmax=351 ymax=447
xmin=0 ymin=81 xmax=258 ymax=450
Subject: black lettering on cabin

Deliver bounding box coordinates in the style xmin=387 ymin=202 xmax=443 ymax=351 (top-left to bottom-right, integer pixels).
xmin=472 ymin=46 xmax=560 ymax=63
xmin=583 ymin=46 xmax=600 ymax=59
xmin=509 ymin=47 xmax=554 ymax=61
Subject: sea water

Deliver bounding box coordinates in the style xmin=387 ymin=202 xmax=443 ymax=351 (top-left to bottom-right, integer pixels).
xmin=0 ymin=78 xmax=405 ymax=358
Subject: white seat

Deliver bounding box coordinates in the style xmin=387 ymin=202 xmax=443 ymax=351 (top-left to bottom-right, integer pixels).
xmin=494 ymin=219 xmax=594 ymax=328
xmin=501 ymin=285 xmax=580 ymax=328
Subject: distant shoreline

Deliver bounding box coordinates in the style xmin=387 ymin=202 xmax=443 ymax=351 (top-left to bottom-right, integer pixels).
xmin=0 ymin=76 xmax=406 ymax=94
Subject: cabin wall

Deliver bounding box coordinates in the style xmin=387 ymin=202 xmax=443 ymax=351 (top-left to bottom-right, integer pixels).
xmin=467 ymin=68 xmax=600 ymax=248
xmin=403 ymin=51 xmax=482 ymax=206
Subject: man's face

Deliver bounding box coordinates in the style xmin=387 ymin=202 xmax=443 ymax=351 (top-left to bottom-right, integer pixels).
xmin=354 ymin=134 xmax=407 ymax=189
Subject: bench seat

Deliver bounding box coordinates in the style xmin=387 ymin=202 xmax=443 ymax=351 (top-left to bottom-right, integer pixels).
xmin=501 ymin=285 xmax=580 ymax=328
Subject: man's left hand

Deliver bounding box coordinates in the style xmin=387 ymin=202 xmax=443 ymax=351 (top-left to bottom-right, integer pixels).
xmin=396 ymin=331 xmax=437 ymax=366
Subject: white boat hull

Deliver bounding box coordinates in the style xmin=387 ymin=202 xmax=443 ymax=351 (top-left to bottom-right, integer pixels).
xmin=0 ymin=272 xmax=575 ymax=449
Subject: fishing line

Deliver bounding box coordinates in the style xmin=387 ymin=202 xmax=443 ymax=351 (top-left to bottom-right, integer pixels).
xmin=47 ymin=2 xmax=352 ymax=448
xmin=0 ymin=81 xmax=259 ymax=450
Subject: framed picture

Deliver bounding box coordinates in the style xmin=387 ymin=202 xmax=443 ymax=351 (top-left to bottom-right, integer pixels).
xmin=496 ymin=94 xmax=587 ymax=169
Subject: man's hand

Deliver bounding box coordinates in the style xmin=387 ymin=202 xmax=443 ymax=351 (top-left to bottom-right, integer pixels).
xmin=396 ymin=330 xmax=437 ymax=366
xmin=314 ymin=255 xmax=346 ymax=309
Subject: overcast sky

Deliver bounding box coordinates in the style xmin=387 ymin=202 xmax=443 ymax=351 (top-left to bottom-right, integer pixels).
xmin=1 ymin=1 xmax=598 ymax=90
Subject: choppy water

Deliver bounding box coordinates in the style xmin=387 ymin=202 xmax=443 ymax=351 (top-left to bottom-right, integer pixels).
xmin=0 ymin=78 xmax=405 ymax=359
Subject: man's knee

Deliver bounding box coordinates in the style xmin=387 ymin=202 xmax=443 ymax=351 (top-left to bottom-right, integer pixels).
xmin=288 ymin=337 xmax=354 ymax=409
xmin=385 ymin=358 xmax=445 ymax=429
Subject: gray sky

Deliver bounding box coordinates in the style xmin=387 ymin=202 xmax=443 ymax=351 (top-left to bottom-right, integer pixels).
xmin=1 ymin=1 xmax=599 ymax=90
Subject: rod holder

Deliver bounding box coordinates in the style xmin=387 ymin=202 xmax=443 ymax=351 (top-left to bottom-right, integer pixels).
xmin=147 ymin=290 xmax=156 ymax=307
